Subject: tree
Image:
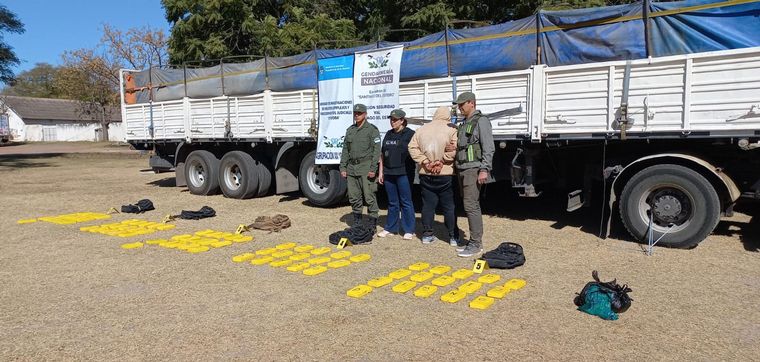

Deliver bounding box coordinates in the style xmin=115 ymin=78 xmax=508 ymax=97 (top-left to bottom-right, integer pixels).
xmin=54 ymin=25 xmax=168 ymax=140
xmin=162 ymin=0 xmax=637 ymax=62
xmin=162 ymin=0 xmax=359 ymax=63
xmin=0 ymin=5 xmax=25 ymax=84
xmin=1 ymin=63 xmax=61 ymax=98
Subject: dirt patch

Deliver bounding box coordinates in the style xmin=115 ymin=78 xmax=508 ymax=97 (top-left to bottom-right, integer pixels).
xmin=1 ymin=156 xmax=758 ymax=360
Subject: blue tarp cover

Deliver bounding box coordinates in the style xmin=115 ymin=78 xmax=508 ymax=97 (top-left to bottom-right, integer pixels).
xmin=132 ymin=0 xmax=760 ymax=102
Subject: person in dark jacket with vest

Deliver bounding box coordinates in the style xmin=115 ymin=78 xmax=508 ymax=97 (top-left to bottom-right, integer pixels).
xmin=377 ymin=109 xmax=416 ymax=239
xmin=451 ymin=91 xmax=495 ymax=257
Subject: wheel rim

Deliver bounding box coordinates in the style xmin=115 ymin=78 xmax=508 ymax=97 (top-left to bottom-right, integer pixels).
xmin=223 ymin=163 xmax=242 ymax=191
xmin=637 ymin=184 xmax=694 ymax=233
xmin=306 ymin=164 xmax=330 ymax=195
xmin=188 ymin=160 xmax=206 ymax=188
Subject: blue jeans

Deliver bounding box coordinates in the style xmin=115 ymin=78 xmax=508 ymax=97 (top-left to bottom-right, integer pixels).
xmin=383 ymin=174 xmax=415 ymax=234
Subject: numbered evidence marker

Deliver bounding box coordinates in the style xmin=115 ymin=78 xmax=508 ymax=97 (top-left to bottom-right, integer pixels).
xmin=235 ymin=224 xmax=249 ymax=234
xmin=337 ymin=237 xmax=349 ymax=249
xmin=472 ymin=259 xmax=487 ymax=274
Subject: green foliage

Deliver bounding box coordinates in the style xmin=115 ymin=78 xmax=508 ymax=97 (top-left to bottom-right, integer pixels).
xmin=0 ymin=5 xmax=25 ymax=84
xmin=162 ymin=0 xmax=638 ymax=63
xmin=1 ymin=63 xmax=61 ymax=98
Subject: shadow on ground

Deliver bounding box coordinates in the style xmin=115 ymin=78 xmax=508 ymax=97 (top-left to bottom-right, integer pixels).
xmin=0 ymin=154 xmax=60 ymax=169
xmin=713 ymin=202 xmax=760 ymax=252
xmin=147 ymin=177 xmax=177 ymax=187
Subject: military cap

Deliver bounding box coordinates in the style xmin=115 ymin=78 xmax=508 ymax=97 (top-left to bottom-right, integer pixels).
xmin=353 ymin=104 xmax=367 ymax=113
xmin=388 ymin=109 xmax=406 ymax=119
xmin=453 ymin=91 xmax=476 ymax=105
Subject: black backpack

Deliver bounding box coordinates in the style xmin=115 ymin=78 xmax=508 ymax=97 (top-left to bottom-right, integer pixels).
xmin=481 ymin=242 xmax=525 ymax=269
xmin=574 ymin=270 xmax=633 ymax=313
xmin=328 ymin=225 xmax=374 ymax=246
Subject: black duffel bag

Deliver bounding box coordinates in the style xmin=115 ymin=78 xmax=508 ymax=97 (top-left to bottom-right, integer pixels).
xmin=328 ymin=225 xmax=374 ymax=245
xmin=481 ymin=242 xmax=526 ymax=269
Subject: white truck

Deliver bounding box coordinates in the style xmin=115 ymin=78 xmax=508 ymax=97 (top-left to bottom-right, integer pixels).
xmin=121 ymin=2 xmax=760 ymax=248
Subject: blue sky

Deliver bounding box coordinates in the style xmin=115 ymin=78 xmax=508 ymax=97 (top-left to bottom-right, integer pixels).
xmin=4 ymin=0 xmax=170 ymax=74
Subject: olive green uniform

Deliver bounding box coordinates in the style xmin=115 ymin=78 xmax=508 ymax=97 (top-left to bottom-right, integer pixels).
xmin=340 ymin=121 xmax=381 ymax=218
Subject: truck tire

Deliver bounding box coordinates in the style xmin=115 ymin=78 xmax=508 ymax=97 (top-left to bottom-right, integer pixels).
xmin=219 ymin=151 xmax=259 ymax=199
xmin=619 ymin=164 xmax=720 ymax=249
xmin=185 ymin=150 xmax=220 ymax=195
xmin=254 ymin=156 xmax=273 ymax=197
xmin=299 ymin=150 xmax=346 ymax=206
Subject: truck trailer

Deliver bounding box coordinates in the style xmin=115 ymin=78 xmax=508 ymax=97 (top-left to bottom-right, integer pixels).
xmin=121 ymin=0 xmax=760 ymax=248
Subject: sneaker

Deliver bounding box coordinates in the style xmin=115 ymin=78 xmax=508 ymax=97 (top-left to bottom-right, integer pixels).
xmin=421 ymin=235 xmax=437 ymax=244
xmin=457 ymin=243 xmax=483 ymax=257
xmin=450 ymin=237 xmax=464 ymax=247
xmin=377 ymin=230 xmax=391 ymax=238
xmin=402 ymin=233 xmax=414 ymax=240
xmin=455 ymin=240 xmax=469 ymax=252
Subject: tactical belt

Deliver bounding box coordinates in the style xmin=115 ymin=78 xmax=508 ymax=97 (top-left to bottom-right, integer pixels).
xmin=350 ymin=156 xmax=373 ymax=165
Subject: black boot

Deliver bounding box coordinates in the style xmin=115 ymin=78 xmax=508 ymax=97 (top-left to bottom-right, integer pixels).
xmin=368 ymin=216 xmax=378 ymax=231
xmin=352 ymin=213 xmax=363 ymax=227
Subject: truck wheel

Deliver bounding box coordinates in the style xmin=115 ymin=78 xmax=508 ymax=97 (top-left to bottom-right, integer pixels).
xmin=219 ymin=151 xmax=259 ymax=199
xmin=254 ymin=156 xmax=273 ymax=197
xmin=185 ymin=150 xmax=220 ymax=195
xmin=619 ymin=164 xmax=720 ymax=249
xmin=299 ymin=150 xmax=346 ymax=206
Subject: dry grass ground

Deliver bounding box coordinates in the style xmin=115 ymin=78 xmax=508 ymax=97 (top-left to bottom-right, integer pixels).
xmin=1 ymin=153 xmax=758 ymax=361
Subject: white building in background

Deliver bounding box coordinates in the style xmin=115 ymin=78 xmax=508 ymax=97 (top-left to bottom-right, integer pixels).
xmin=0 ymin=96 xmax=123 ymax=142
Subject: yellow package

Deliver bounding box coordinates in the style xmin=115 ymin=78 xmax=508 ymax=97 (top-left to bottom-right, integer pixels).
xmin=478 ymin=274 xmax=501 ymax=284
xmin=408 ymin=262 xmax=430 ymax=271
xmin=347 ymin=285 xmax=373 ymax=298
xmin=367 ymin=276 xmax=393 ymax=288
xmin=429 ymin=265 xmax=452 ymax=275
xmin=486 ymin=286 xmax=510 ymax=299
xmin=440 ymin=289 xmax=468 ymax=303
xmin=270 ymin=259 xmax=293 ymax=267
xmin=303 ymin=265 xmax=328 ymax=276
xmin=431 ymin=275 xmax=456 ymax=287
xmin=186 ymin=246 xmax=210 ymax=253
xmin=308 ymin=256 xmax=331 ymax=265
xmin=271 ymin=250 xmax=294 ymax=258
xmin=504 ymin=279 xmax=527 ymax=291
xmin=288 ymin=253 xmax=311 ymax=261
xmin=275 ymin=242 xmax=297 ymax=250
xmin=286 ymin=262 xmax=311 ymax=272
xmin=451 ymin=269 xmax=474 ymax=280
xmin=255 ymin=248 xmax=277 ymax=256
xmin=330 ymin=250 xmax=352 ymax=259
xmin=469 ymin=296 xmax=495 ymax=310
xmin=349 ymin=254 xmax=371 ymax=263
xmin=458 ymin=281 xmax=483 ymax=294
xmin=120 ymin=242 xmax=143 ymax=249
xmin=409 ymin=272 xmax=434 ymax=282
xmin=210 ymin=240 xmax=233 ymax=248
xmin=327 ymin=260 xmax=351 ymax=268
xmin=232 ymin=253 xmax=256 ymax=263
xmin=310 ymin=247 xmax=331 ymax=255
xmin=392 ymin=281 xmax=417 ymax=293
xmin=413 ymin=285 xmax=438 ymax=298
xmin=388 ymin=268 xmax=412 ymax=280
xmin=294 ymin=244 xmax=315 ymax=253
xmin=251 ymin=256 xmax=274 ymax=265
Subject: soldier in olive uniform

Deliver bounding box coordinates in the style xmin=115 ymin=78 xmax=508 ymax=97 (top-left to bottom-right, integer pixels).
xmin=452 ymin=92 xmax=495 ymax=257
xmin=340 ymin=104 xmax=382 ymax=229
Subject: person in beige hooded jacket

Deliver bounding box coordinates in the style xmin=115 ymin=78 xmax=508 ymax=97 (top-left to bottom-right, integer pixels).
xmin=408 ymin=106 xmax=461 ymax=246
